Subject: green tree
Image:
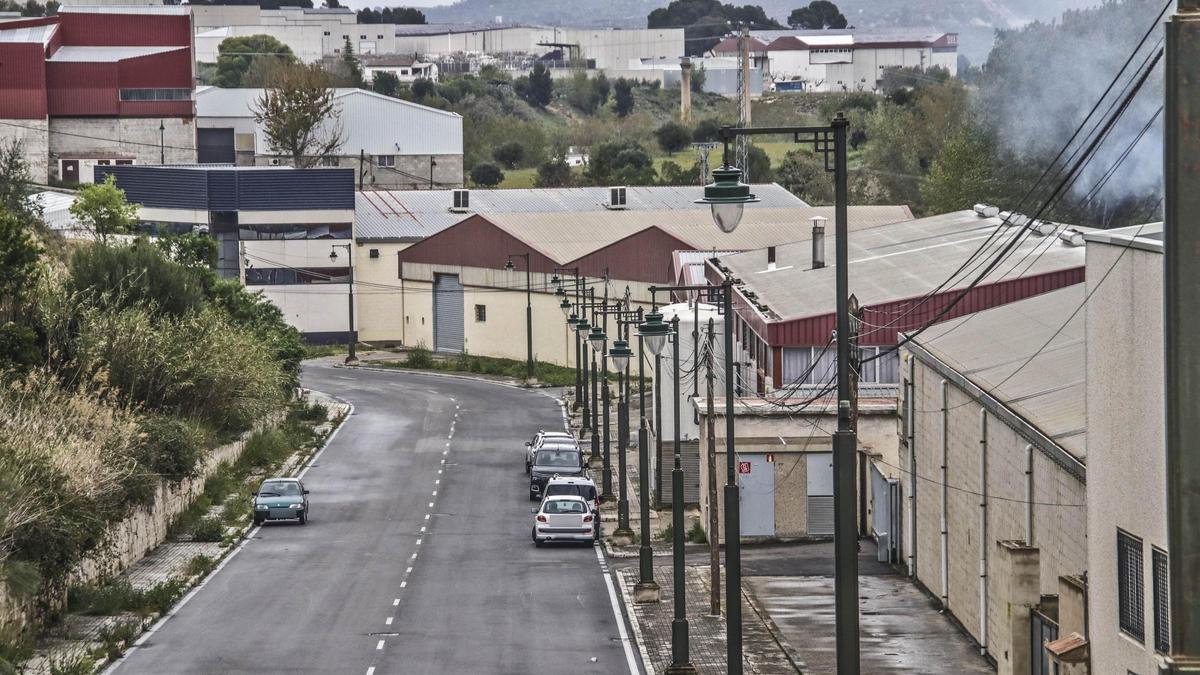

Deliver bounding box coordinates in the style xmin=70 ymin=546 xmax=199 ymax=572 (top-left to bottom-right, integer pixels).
xmin=745 ymin=145 xmax=772 ymax=183
xmin=492 ymin=141 xmax=525 ymax=169
xmin=788 ymin=0 xmax=847 ymax=29
xmin=411 ymin=77 xmax=436 ymax=100
xmin=213 ymin=35 xmax=294 ymax=88
xmin=525 ymin=63 xmax=553 ymax=108
xmin=777 ymin=149 xmax=833 ymax=204
xmin=659 ymin=160 xmax=696 ymax=185
xmin=692 ymin=117 xmax=728 ymax=143
xmin=648 ymin=0 xmax=783 ymax=56
xmin=469 ymin=162 xmax=505 ymax=187
xmin=691 ymin=64 xmax=706 ymax=93
xmin=0 ymin=139 xmax=39 ymax=223
xmin=654 ymin=121 xmax=692 ymax=154
xmin=535 ymin=157 xmax=572 ymax=188
xmin=587 ymin=142 xmax=657 ymax=185
xmin=69 ymin=175 xmax=139 ymax=244
xmin=156 ymin=231 xmax=218 ymax=270
xmin=253 ymin=62 xmax=345 ymax=168
xmin=0 ymin=210 xmax=42 ymax=326
xmin=567 ymin=72 xmax=604 ymax=114
xmin=371 ymin=71 xmax=401 ymax=97
xmin=335 ymin=37 xmax=364 ymax=88
xmin=920 ymin=127 xmax=1004 ymax=214
xmin=613 ymin=78 xmax=635 ymax=117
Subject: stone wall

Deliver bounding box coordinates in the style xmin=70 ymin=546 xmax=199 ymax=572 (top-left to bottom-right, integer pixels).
xmin=0 ymin=118 xmax=50 ymax=182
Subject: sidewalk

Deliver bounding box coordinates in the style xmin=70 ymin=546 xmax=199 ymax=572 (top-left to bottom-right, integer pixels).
xmin=616 ymin=564 xmax=802 ymax=674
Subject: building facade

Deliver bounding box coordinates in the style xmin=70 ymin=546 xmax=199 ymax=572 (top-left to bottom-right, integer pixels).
xmin=194 ymin=87 xmax=463 ymax=189
xmin=1083 ymin=224 xmax=1169 ymax=674
xmin=712 ymin=29 xmax=958 ymax=93
xmin=192 ymin=5 xmax=397 ymax=61
xmin=96 ymin=165 xmax=357 ymax=342
xmin=0 ymin=7 xmax=196 ymax=183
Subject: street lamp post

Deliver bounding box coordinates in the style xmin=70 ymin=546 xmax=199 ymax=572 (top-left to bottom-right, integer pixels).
xmin=505 ymin=253 xmax=534 ymax=382
xmin=329 ymin=244 xmax=356 ymax=363
xmin=665 ymin=315 xmax=696 ymax=675
xmin=588 ymin=322 xmax=612 ymax=500
xmin=610 ymin=334 xmax=635 ymax=544
xmin=697 ymin=116 xmax=855 ymax=675
xmin=635 ymin=307 xmax=670 ymax=603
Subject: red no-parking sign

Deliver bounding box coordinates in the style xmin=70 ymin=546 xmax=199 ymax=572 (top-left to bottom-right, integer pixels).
xmin=738 ymin=461 xmax=751 ymax=474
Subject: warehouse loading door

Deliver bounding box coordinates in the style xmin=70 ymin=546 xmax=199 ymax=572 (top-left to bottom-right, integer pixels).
xmin=432 ymin=273 xmax=464 ymax=353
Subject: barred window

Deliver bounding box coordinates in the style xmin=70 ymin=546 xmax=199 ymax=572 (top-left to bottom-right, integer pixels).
xmin=119 ymin=88 xmax=190 ymax=102
xmin=1118 ymin=530 xmax=1145 ymax=641
xmin=1153 ymin=547 xmax=1170 ymax=653
xmin=474 ymin=304 xmax=486 ymax=322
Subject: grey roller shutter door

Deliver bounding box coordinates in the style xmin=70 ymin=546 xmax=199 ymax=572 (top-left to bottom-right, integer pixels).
xmin=433 ymin=273 xmax=464 ymax=353
xmin=658 ymin=440 xmax=700 ymax=505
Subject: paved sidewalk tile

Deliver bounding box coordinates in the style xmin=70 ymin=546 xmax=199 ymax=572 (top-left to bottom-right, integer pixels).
xmin=617 ymin=565 xmax=801 ymax=674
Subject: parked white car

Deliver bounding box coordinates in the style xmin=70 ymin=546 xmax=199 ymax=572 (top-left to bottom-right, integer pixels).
xmin=531 ymin=495 xmax=595 ymax=546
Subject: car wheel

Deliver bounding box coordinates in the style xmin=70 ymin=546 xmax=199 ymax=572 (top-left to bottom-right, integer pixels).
xmin=299 ymin=511 xmax=307 ymax=525
xmin=253 ymin=517 xmax=263 ymax=526
xmin=529 ymin=491 xmax=539 ymax=501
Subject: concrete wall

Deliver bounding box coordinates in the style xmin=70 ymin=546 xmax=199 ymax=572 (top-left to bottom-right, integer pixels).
xmin=49 ymin=117 xmax=196 ymax=181
xmin=1085 ymin=241 xmax=1166 ymax=673
xmin=904 ymin=356 xmax=1087 ymax=663
xmin=0 ymin=117 xmax=49 ymax=182
xmin=354 ymin=241 xmax=408 ymax=344
xmin=398 ymin=263 xmax=657 ymax=365
xmin=767 ymin=46 xmax=957 ymax=92
xmin=695 ymin=410 xmax=898 ymax=539
xmin=196 ymin=25 xmax=324 ymax=64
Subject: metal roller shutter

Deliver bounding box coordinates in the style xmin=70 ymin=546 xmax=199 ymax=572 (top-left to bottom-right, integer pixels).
xmin=433 ymin=273 xmax=464 ymax=353
xmin=658 ymin=440 xmax=700 ymax=506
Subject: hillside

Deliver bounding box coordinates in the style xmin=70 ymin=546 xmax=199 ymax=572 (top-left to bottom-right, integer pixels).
xmin=425 ymin=0 xmax=1101 ymax=61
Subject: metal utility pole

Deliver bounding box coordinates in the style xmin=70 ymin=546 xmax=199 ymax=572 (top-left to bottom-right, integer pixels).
xmin=830 ymin=113 xmax=860 ymax=675
xmin=506 ymin=253 xmax=534 ymax=382
xmin=666 ymin=315 xmax=697 ymax=675
xmin=736 ymin=24 xmax=751 ymax=181
xmin=1164 ymin=1 xmax=1200 ymax=671
xmin=159 ymin=120 xmax=165 ymax=164
xmin=705 ymin=317 xmax=721 ymax=616
xmin=691 ymin=142 xmax=719 ymax=185
xmin=429 ymin=156 xmax=437 ymax=189
xmin=330 ymin=244 xmax=356 ymax=363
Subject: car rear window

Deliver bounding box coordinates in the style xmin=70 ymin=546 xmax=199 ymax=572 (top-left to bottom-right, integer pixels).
xmin=544 ymin=499 xmax=587 ymax=514
xmin=545 ymin=484 xmax=597 ymax=501
xmin=535 ymin=449 xmax=581 ymax=467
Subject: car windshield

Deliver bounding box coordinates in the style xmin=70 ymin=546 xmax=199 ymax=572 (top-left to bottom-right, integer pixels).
xmin=535 ymin=449 xmax=580 ymax=467
xmin=543 ymin=499 xmax=586 ymax=514
xmin=260 ymin=482 xmax=300 ymax=497
xmin=545 ymin=484 xmax=597 ymax=501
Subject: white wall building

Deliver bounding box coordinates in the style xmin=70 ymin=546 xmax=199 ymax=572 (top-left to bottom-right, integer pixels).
xmin=393 ymin=23 xmax=684 ymax=72
xmin=195 ymin=24 xmax=324 ymax=64
xmin=360 ymin=54 xmax=439 ymax=84
xmin=194 ymin=87 xmax=463 ymax=189
xmin=191 ymin=5 xmax=397 ymax=61
xmin=712 ymin=29 xmax=958 ymax=93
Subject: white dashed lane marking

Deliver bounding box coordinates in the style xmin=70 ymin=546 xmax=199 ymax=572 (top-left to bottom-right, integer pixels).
xmin=376 ymin=640 xmax=384 ymax=651
xmin=385 ymin=617 xmax=393 ymax=626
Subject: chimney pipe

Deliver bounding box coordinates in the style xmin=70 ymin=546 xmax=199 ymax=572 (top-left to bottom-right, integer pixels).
xmin=680 ymin=57 xmax=693 ymax=123
xmin=766 ymin=245 xmax=776 ymax=271
xmin=811 ymin=216 xmax=827 ymax=269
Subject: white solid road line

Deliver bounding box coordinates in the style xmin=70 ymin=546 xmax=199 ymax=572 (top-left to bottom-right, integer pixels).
xmin=102 ymin=397 xmax=356 ymax=675
xmin=596 ymin=545 xmax=642 ymax=675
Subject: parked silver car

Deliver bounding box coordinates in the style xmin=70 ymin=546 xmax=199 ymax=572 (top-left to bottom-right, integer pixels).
xmin=531 ymin=495 xmax=595 ymax=546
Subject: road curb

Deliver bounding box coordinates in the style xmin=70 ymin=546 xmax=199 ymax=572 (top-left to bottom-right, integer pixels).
xmin=615 ymin=569 xmax=655 ymax=675
xmin=332 ymin=361 xmax=565 ymax=391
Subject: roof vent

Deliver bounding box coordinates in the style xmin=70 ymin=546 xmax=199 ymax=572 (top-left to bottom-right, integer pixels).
xmin=1059 ymin=228 xmax=1085 ymax=247
xmin=974 ymin=203 xmax=1000 ymax=218
xmin=606 ymin=186 xmax=628 ymax=210
xmin=811 ymin=216 xmax=827 ymax=269
xmin=450 ymin=189 xmax=470 ymax=212
xmin=1031 ymin=220 xmax=1056 ymax=236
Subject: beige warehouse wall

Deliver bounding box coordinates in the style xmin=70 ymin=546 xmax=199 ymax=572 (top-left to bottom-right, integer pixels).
xmin=354 ymin=242 xmax=409 ymax=343
xmin=1085 ymin=243 xmax=1165 ymax=674
xmin=906 ymin=360 xmax=1086 ymax=660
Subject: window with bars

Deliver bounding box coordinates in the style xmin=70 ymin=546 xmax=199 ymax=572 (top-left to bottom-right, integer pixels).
xmin=1153 ymin=547 xmax=1170 ymax=653
xmin=1118 ymin=530 xmax=1145 ymax=642
xmin=474 ymin=304 xmax=486 ymax=322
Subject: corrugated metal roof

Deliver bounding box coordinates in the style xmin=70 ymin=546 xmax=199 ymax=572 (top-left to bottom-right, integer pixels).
xmin=31 ymin=190 xmax=78 ymax=231
xmin=394 ymin=22 xmax=527 ymax=36
xmin=354 ymin=184 xmax=814 ymax=241
xmin=48 ymin=45 xmax=187 ymax=62
xmin=911 ymin=285 xmax=1086 ymax=462
xmin=480 ymin=205 xmax=911 ymax=263
xmin=59 ymin=5 xmax=191 ymax=14
xmin=0 ymin=24 xmax=55 ymax=43
xmin=746 ymin=28 xmax=951 ymax=45
xmin=719 ymin=210 xmax=1088 ymax=321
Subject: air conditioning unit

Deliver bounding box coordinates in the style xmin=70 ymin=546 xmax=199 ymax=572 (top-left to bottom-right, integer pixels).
xmin=606 ymin=186 xmax=627 ymax=210
xmin=269 ymin=158 xmax=281 ymax=166
xmin=450 ymin=188 xmax=470 ymax=212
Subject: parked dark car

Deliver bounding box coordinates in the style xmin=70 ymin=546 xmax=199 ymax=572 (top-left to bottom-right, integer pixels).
xmin=529 ymin=447 xmax=585 ymax=501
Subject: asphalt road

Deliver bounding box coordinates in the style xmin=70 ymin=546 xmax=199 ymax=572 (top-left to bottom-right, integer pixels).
xmin=110 ymin=361 xmax=638 ymax=675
